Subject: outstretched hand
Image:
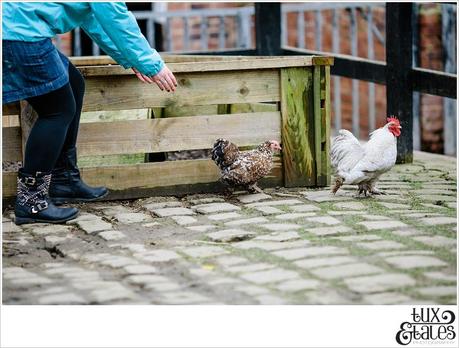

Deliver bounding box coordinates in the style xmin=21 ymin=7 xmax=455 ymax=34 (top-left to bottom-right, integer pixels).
xmin=132 ymin=65 xmax=177 ymax=92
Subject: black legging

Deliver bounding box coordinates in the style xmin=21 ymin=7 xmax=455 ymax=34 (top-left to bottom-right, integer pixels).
xmin=24 ymin=61 xmax=85 ymax=173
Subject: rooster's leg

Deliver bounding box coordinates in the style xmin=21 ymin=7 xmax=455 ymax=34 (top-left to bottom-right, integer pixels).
xmin=369 ymin=187 xmax=386 ymax=195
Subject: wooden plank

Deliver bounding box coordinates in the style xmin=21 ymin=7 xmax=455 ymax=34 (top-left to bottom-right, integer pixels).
xmin=322 ymin=66 xmax=331 ymax=186
xmin=2 ymin=102 xmax=20 ymax=116
xmin=70 ymin=54 xmax=334 ymax=68
xmin=70 ymin=54 xmax=252 ymax=67
xmin=77 ymin=56 xmax=332 ymax=77
xmin=280 ymin=67 xmax=316 ymax=187
xmin=229 ymin=103 xmax=278 ymax=114
xmin=75 ymin=112 xmax=282 ymax=156
xmin=313 ymin=66 xmax=322 ymax=185
xmin=2 ymin=158 xmax=283 ymax=199
xmin=2 ymin=126 xmax=22 ymax=162
xmin=2 ymin=115 xmax=20 ymax=127
xmin=386 ymin=3 xmax=414 ymax=164
xmin=82 ymin=70 xmax=281 ymax=112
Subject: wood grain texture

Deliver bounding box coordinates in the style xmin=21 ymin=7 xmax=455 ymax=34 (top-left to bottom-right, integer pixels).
xmin=70 ymin=54 xmax=253 ymax=67
xmin=2 ymin=158 xmax=283 ymax=198
xmin=320 ymin=66 xmax=331 ymax=186
xmin=76 ymin=112 xmax=281 ymax=156
xmin=280 ymin=67 xmax=316 ymax=187
xmin=2 ymin=115 xmax=20 ymax=127
xmin=82 ymin=70 xmax=280 ymax=112
xmin=2 ymin=126 xmax=22 ymax=162
xmin=313 ymin=66 xmax=322 ymax=185
xmin=77 ymin=56 xmax=323 ymax=77
xmin=2 ymin=102 xmax=20 ymax=116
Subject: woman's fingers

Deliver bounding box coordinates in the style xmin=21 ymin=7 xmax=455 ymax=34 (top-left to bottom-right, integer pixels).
xmin=137 ymin=74 xmax=148 ymax=83
xmin=142 ymin=74 xmax=154 ymax=84
xmin=135 ymin=65 xmax=178 ymax=92
xmin=153 ymin=77 xmax=166 ymax=91
xmin=168 ymin=70 xmax=178 ymax=87
xmin=163 ymin=74 xmax=176 ymax=92
xmin=133 ymin=69 xmax=146 ymax=83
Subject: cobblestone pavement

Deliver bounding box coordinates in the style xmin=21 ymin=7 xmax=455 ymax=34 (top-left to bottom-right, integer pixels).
xmin=3 ymin=152 xmax=457 ymax=305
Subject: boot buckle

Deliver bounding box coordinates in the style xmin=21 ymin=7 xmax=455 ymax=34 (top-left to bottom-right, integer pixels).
xmin=23 ymin=177 xmax=36 ymax=185
xmin=31 ymin=201 xmax=48 ymax=214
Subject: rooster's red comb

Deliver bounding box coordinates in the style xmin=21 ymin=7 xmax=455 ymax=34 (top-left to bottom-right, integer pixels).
xmin=387 ymin=116 xmax=400 ymax=125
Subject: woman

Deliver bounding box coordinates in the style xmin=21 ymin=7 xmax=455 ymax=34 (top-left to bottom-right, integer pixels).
xmin=2 ymin=2 xmax=177 ymax=225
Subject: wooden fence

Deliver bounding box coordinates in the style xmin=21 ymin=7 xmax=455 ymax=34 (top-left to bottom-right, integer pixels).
xmin=2 ymin=55 xmax=333 ymax=200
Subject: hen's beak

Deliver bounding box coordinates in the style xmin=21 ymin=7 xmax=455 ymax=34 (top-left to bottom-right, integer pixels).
xmin=398 ymin=126 xmax=402 ymax=129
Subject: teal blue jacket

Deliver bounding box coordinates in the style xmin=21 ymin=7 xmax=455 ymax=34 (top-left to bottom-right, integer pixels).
xmin=2 ymin=2 xmax=164 ymax=76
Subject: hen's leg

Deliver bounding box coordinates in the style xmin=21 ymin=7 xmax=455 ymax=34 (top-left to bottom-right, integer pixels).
xmin=247 ymin=183 xmax=263 ymax=194
xmin=331 ymin=176 xmax=344 ymax=195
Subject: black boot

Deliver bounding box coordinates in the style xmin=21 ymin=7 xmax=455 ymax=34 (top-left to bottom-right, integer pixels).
xmin=15 ymin=169 xmax=79 ymax=225
xmin=49 ymin=147 xmax=108 ymax=204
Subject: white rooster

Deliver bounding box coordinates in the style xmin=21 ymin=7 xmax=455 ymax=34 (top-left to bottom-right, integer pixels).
xmin=330 ymin=116 xmax=402 ymax=196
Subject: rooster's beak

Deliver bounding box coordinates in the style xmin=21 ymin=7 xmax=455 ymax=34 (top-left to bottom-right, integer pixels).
xmin=398 ymin=126 xmax=402 ymax=129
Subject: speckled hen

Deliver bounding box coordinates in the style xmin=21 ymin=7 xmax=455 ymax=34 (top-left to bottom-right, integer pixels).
xmin=211 ymin=139 xmax=282 ymax=193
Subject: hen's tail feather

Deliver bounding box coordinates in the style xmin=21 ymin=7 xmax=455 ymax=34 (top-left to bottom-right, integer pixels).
xmin=211 ymin=138 xmax=228 ymax=168
xmin=211 ymin=138 xmax=239 ymax=169
xmin=331 ymin=176 xmax=344 ymax=195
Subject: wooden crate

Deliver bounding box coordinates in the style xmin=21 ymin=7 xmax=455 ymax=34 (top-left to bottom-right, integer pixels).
xmin=2 ymin=54 xmax=333 ymax=199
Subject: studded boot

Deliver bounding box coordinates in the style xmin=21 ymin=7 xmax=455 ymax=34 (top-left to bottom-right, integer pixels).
xmin=49 ymin=147 xmax=108 ymax=205
xmin=15 ymin=168 xmax=79 ymax=225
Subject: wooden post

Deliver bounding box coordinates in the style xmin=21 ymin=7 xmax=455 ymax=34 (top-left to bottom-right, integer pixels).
xmin=386 ymin=3 xmax=414 ymax=164
xmin=255 ymin=3 xmax=281 ymax=55
xmin=280 ymin=68 xmax=316 ymax=187
xmin=312 ymin=65 xmax=331 ymax=187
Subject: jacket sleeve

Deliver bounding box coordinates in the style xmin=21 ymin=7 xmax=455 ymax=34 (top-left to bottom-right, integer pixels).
xmin=89 ymin=2 xmax=164 ymax=76
xmin=80 ymin=13 xmax=132 ymax=69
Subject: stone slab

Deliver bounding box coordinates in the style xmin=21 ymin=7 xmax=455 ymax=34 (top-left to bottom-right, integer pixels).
xmin=344 ymin=273 xmax=416 ymax=293
xmin=207 ymin=229 xmax=256 ymax=243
